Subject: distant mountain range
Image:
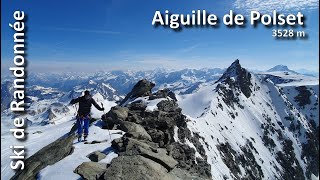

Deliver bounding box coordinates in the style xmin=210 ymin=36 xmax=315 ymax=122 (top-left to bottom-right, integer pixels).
xmin=1 ymin=65 xmax=318 ymax=112
xmin=1 ymin=62 xmax=319 ymax=179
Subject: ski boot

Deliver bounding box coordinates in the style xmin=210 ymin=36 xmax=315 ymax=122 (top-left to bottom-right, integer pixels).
xmin=83 ymin=135 xmax=88 ymax=142
xmin=78 ymin=135 xmax=82 ymax=142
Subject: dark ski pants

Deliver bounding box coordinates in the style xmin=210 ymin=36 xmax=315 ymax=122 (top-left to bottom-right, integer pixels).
xmin=77 ymin=115 xmax=90 ymax=137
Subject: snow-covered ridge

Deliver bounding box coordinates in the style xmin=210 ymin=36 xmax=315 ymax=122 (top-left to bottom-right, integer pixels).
xmin=178 ymin=60 xmax=319 ymax=179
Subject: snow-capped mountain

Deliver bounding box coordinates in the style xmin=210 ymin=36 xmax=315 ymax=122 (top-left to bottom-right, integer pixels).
xmin=1 ymin=61 xmax=319 ymax=180
xmin=1 ymin=68 xmax=224 ymax=113
xmin=259 ymin=66 xmax=318 ymax=87
xmin=179 ymin=60 xmax=319 ymax=179
xmin=267 ymin=65 xmax=299 ymax=74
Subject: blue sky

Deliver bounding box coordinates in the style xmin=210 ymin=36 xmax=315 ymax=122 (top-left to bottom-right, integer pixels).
xmin=1 ymin=0 xmax=319 ymax=73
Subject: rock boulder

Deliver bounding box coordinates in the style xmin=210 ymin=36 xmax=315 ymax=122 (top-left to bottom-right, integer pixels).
xmin=118 ymin=121 xmax=152 ymax=141
xmin=11 ymin=134 xmax=75 ymax=180
xmin=74 ymin=162 xmax=107 ymax=180
xmin=102 ymin=155 xmax=175 ymax=180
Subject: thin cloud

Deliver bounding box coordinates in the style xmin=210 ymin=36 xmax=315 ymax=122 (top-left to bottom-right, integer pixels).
xmin=52 ymin=27 xmax=120 ymax=34
xmin=234 ymin=0 xmax=319 ymax=13
xmin=179 ymin=44 xmax=201 ymax=53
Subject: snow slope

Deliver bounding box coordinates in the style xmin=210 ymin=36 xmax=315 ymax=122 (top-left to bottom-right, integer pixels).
xmin=1 ymin=98 xmax=117 ymax=180
xmin=38 ymin=123 xmax=124 ymax=180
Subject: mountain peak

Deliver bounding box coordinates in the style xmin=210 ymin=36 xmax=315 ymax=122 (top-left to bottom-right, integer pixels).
xmin=267 ymin=65 xmax=300 ymax=75
xmin=233 ymin=59 xmax=240 ymax=64
xmin=267 ymin=65 xmax=290 ymax=72
xmin=216 ymin=59 xmax=253 ymax=98
xmin=217 ymin=59 xmax=245 ymax=81
xmin=227 ymin=59 xmax=240 ymax=71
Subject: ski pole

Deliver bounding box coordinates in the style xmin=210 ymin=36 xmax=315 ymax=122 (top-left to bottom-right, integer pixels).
xmin=101 ymin=102 xmax=111 ymax=140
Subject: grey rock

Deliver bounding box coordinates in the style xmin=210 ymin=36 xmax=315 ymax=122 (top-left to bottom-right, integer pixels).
xmin=147 ymin=129 xmax=165 ymax=146
xmin=112 ymin=137 xmax=157 ymax=154
xmin=126 ymin=113 xmax=142 ymax=124
xmin=74 ymin=162 xmax=107 ymax=180
xmin=102 ymin=155 xmax=175 ymax=180
xmin=112 ymin=137 xmax=178 ymax=170
xmin=157 ymin=100 xmax=180 ymax=112
xmin=102 ymin=106 xmax=129 ymax=123
xmin=127 ymin=102 xmax=147 ymax=111
xmin=87 ymin=151 xmax=107 ymax=162
xmin=119 ymin=79 xmax=155 ymax=105
xmin=119 ymin=121 xmax=152 ymax=141
xmin=11 ymin=134 xmax=75 ymax=180
xmin=130 ymin=79 xmax=155 ymax=98
xmin=169 ymin=168 xmax=210 ymax=180
xmin=149 ymin=88 xmax=177 ymax=101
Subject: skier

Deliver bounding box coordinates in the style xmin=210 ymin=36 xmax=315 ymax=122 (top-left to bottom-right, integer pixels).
xmin=69 ymin=90 xmax=104 ymax=142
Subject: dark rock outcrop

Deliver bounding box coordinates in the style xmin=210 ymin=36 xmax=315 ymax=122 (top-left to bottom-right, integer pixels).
xmin=149 ymin=88 xmax=177 ymax=101
xmin=302 ymin=130 xmax=319 ymax=179
xmin=216 ymin=59 xmax=253 ymax=99
xmin=157 ymin=100 xmax=179 ymax=112
xmin=276 ymin=139 xmax=304 ymax=180
xmin=294 ymin=86 xmax=312 ymax=107
xmin=119 ymin=79 xmax=155 ymax=105
xmin=217 ymin=141 xmax=264 ymax=180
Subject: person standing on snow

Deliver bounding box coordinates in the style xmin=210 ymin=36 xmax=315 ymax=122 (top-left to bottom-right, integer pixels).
xmin=69 ymin=90 xmax=104 ymax=142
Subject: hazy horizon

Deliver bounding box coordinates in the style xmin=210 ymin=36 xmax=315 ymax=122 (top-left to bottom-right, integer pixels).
xmin=1 ymin=59 xmax=319 ymax=78
xmin=1 ymin=0 xmax=319 ymax=75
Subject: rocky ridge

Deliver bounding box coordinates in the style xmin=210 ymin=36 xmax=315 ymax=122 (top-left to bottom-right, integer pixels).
xmin=74 ymin=79 xmax=212 ymax=179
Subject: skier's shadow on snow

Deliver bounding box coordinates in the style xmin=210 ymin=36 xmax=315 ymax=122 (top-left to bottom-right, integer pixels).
xmin=94 ymin=120 xmax=105 ymax=128
xmin=102 ymin=146 xmax=114 ymax=154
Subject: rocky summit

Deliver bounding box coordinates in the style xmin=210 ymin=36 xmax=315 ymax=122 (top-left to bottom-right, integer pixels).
xmin=99 ymin=80 xmax=212 ymax=180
